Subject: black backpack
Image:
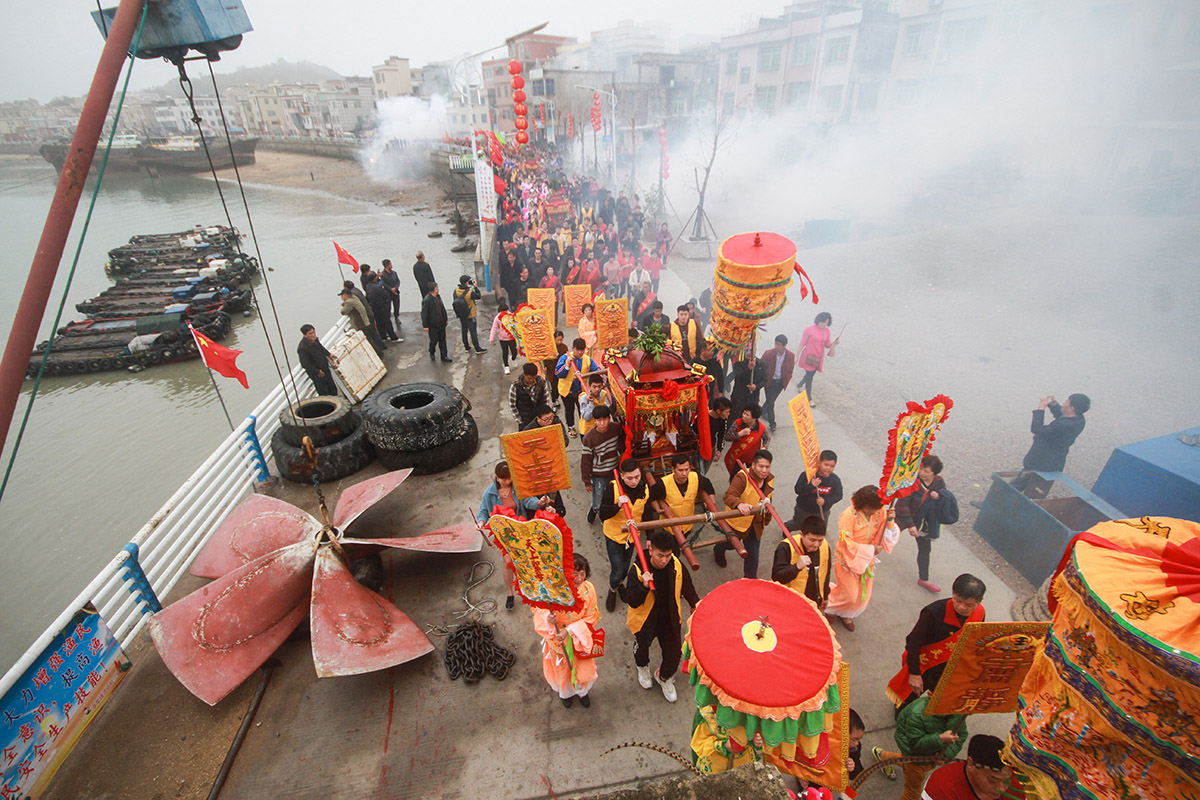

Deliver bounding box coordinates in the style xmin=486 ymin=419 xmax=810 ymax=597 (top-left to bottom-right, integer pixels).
xmin=451 ymin=292 xmax=470 ymax=320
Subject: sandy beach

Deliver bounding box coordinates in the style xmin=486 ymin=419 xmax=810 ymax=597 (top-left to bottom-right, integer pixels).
xmin=213 ymin=148 xmax=456 ymax=213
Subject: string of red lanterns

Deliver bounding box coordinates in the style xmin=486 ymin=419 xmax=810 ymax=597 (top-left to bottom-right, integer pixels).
xmin=590 ymin=93 xmax=602 ymax=135
xmin=509 ymin=60 xmax=529 ymax=146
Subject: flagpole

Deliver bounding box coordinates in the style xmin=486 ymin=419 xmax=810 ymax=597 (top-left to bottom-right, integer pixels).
xmin=337 ymin=263 xmax=346 ymax=284
xmin=204 ymin=365 xmax=236 ymax=431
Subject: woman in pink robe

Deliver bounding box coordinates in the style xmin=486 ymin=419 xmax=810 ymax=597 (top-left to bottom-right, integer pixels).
xmin=576 ymin=303 xmax=598 ymax=355
xmin=533 ymin=553 xmax=601 ymax=707
xmin=824 ymin=485 xmax=899 ymax=631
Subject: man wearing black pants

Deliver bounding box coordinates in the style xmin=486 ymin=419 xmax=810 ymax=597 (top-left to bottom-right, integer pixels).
xmin=895 ymin=454 xmax=958 ymax=594
xmin=759 ymin=334 xmax=794 ymax=432
xmin=297 ymin=324 xmax=337 ymax=396
xmin=554 ymin=338 xmax=600 ymax=438
xmin=619 ymin=530 xmax=700 ymax=704
xmin=421 ymin=282 xmax=452 ymax=363
xmin=380 ymin=259 xmax=402 ymax=321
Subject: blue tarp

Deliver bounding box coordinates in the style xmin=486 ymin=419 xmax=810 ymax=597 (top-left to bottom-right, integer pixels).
xmin=1092 ymin=426 xmax=1200 ymax=521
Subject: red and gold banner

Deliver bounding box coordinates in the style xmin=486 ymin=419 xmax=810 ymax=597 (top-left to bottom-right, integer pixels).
xmin=563 ymin=284 xmax=592 ymax=327
xmin=925 ymin=622 xmax=1048 ymax=716
xmin=485 ymin=510 xmax=580 ymax=611
xmin=513 ymin=303 xmax=557 ymax=362
xmin=879 ymin=394 xmax=953 ymax=502
xmin=594 ymin=297 xmax=628 ymax=350
xmin=788 ymin=391 xmax=820 ymax=482
xmin=500 ymin=424 xmax=572 ymax=497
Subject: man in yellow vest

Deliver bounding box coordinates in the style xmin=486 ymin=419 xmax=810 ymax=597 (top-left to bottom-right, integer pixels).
xmin=597 ymin=459 xmax=650 ymax=612
xmin=713 ymin=449 xmax=775 ymax=579
xmin=647 ymin=454 xmax=719 ymax=542
xmin=619 ymin=529 xmax=700 ymax=703
xmin=770 ymin=515 xmax=832 ymax=609
xmin=668 ymin=305 xmax=701 ymax=363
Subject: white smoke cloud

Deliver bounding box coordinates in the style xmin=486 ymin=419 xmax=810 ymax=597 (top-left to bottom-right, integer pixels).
xmin=359 ymin=95 xmax=453 ymax=183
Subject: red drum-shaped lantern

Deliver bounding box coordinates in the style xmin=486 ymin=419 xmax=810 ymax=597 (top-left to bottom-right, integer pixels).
xmin=513 ymin=89 xmax=526 ymax=103
xmin=568 ymin=113 xmax=574 ymax=138
xmin=515 ymin=131 xmax=529 ymax=145
xmin=515 ymin=117 xmax=529 ymax=131
xmin=508 ymin=60 xmax=522 ymax=76
xmin=514 ymin=102 xmax=528 ymax=117
xmin=511 ymin=75 xmax=525 ymax=90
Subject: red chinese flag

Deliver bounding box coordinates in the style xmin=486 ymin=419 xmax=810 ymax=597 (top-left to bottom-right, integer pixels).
xmin=190 ymin=326 xmax=249 ymax=388
xmin=331 ymin=240 xmax=359 ymax=273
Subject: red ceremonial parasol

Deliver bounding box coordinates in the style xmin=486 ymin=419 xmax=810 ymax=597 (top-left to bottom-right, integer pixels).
xmin=149 ymin=469 xmax=482 ymax=705
xmin=684 ymin=579 xmax=842 ymax=766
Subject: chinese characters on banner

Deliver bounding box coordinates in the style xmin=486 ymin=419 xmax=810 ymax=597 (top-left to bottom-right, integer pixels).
xmin=1 ymin=605 xmax=129 ymax=797
xmin=500 ymin=425 xmax=573 ymax=498
xmin=787 ymin=390 xmax=821 ymax=481
xmin=879 ymin=394 xmax=953 ymax=502
xmin=526 ymin=287 xmax=557 ymax=324
xmin=925 ymin=622 xmax=1049 ymax=716
xmin=513 ymin=304 xmax=557 ymax=362
xmin=594 ymin=297 xmax=628 ymax=350
xmin=563 ymin=284 xmax=593 ymax=327
xmin=473 ymin=155 xmax=497 ymax=227
xmin=486 ymin=512 xmax=581 ymax=610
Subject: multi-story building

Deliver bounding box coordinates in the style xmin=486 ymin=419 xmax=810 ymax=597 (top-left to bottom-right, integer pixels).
xmin=372 ymin=57 xmax=414 ymax=101
xmin=484 ymin=31 xmax=576 ymax=132
xmin=313 ymin=77 xmax=375 ymax=137
xmin=717 ymin=0 xmax=898 ymax=122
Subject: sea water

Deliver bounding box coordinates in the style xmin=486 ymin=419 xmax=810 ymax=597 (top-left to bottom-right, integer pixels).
xmin=0 ymin=157 xmax=474 ymax=674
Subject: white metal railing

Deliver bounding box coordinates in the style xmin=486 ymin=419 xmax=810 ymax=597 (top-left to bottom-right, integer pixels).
xmin=447 ymin=153 xmax=475 ymax=171
xmin=0 ymin=317 xmax=351 ymax=697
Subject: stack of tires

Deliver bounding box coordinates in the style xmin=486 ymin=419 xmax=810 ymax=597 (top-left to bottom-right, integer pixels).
xmin=362 ymin=382 xmax=479 ymax=475
xmin=272 ymin=396 xmax=374 ymax=483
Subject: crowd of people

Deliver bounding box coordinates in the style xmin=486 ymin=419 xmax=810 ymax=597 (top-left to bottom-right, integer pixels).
xmin=291 ymin=145 xmax=1087 ymax=799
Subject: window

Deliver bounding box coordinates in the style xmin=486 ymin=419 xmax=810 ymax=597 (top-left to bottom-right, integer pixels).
xmin=754 ymin=86 xmax=777 ymax=112
xmin=671 ymin=94 xmax=687 ymax=115
xmin=723 ymin=93 xmax=734 ymax=114
xmin=739 ymin=67 xmax=751 ymax=85
xmin=544 ymin=79 xmax=555 ymax=96
xmin=786 ymin=81 xmax=810 ymax=107
xmin=531 ymin=79 xmax=545 ymax=95
xmin=758 ymin=45 xmax=782 ymax=72
xmin=726 ymin=52 xmax=738 ymax=75
xmin=891 ymin=80 xmax=922 ymax=106
xmin=790 ymin=35 xmax=817 ymax=66
xmin=855 ymin=82 xmax=880 ymax=111
xmin=943 ymin=18 xmax=986 ymax=55
xmin=819 ymin=85 xmax=843 ymax=112
xmin=904 ymin=23 xmax=935 ymax=56
xmin=824 ymin=36 xmax=850 ymax=64
xmin=660 ymin=65 xmax=676 ymax=83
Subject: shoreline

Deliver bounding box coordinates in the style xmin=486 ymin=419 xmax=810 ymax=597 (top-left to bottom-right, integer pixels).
xmin=213 ymin=149 xmax=457 ymax=214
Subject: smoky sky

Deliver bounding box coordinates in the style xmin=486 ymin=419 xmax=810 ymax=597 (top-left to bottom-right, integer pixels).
xmin=2 ymin=0 xmax=757 ymax=102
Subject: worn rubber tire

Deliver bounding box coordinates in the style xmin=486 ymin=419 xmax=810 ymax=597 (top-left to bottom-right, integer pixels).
xmin=362 ymin=382 xmax=465 ymax=451
xmin=278 ymin=396 xmax=357 ymax=447
xmin=376 ymin=413 xmax=478 ymax=475
xmin=271 ymin=424 xmax=375 ymax=483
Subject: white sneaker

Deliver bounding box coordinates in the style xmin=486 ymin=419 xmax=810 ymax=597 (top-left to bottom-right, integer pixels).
xmin=636 ymin=665 xmax=653 ymax=689
xmin=503 ymin=366 xmax=510 ymax=375
xmin=655 ymin=671 xmax=677 ymax=702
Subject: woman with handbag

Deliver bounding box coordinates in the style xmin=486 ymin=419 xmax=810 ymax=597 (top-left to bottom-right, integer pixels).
xmin=532 ymin=553 xmax=603 ymax=708
xmin=795 ymin=312 xmax=840 ymax=407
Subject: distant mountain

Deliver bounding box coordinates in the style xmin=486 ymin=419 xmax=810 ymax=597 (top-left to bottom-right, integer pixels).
xmin=141 ymin=59 xmax=344 ymax=97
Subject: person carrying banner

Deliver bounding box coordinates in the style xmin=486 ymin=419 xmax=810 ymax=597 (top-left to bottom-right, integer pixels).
xmin=477 ymin=461 xmax=549 ymax=610
xmin=713 ymin=449 xmax=775 ymax=579
xmin=619 ymin=529 xmax=700 ymax=703
xmin=532 ymin=553 xmax=601 ymax=708
xmin=824 ymin=486 xmax=900 ymax=632
xmin=894 ymin=454 xmax=959 ymax=594
xmin=792 ymin=450 xmax=844 ymax=525
xmin=509 ymin=363 xmax=551 ymax=428
xmin=770 ymin=515 xmax=832 ymax=608
xmin=598 ymin=459 xmax=650 ymax=612
xmin=885 ymin=573 xmax=986 ymax=710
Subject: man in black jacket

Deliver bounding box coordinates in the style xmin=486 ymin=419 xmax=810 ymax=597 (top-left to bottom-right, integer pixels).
xmin=1018 ymin=393 xmax=1090 ymax=498
xmin=413 ymin=251 xmax=434 ymax=298
xmin=508 ymin=363 xmax=550 ymax=427
xmin=421 ymin=282 xmax=452 ymax=363
xmin=364 ymin=274 xmax=397 ymax=342
xmin=793 ymin=449 xmax=844 ymax=525
xmin=297 ymin=324 xmax=337 ymax=395
xmin=380 ymin=259 xmax=402 ymax=322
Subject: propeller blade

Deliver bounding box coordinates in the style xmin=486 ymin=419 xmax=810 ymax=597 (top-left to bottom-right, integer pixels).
xmin=191 ymin=494 xmax=320 ymax=579
xmin=341 ymin=524 xmax=483 ymax=553
xmin=331 ymin=469 xmax=413 ymax=531
xmin=309 ymin=545 xmax=434 ymax=677
xmin=149 ymin=540 xmax=316 ymax=705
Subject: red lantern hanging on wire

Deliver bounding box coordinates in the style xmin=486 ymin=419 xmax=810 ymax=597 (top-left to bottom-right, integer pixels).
xmin=513 ymin=89 xmax=526 ymax=103
xmin=568 ymin=113 xmax=574 ymax=139
xmin=515 ymin=131 xmax=529 ymax=145
xmin=514 ymin=117 xmax=528 ymax=131
xmin=508 ymin=60 xmax=523 ymax=76
xmin=539 ymin=104 xmax=545 ymax=126
xmin=513 ymin=102 xmax=528 ymax=117
xmin=511 ymin=75 xmax=525 ymax=90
